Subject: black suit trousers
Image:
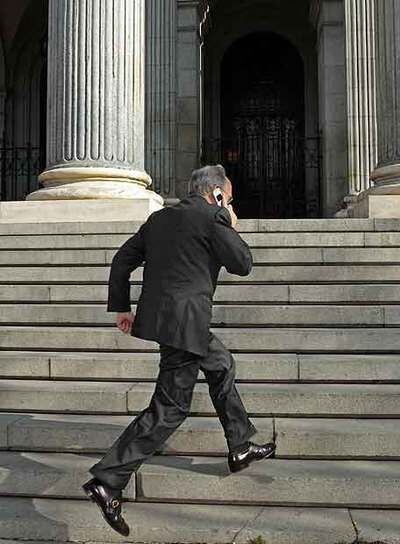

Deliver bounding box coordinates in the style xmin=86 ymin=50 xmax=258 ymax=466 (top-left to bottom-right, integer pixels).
xmin=88 ymin=332 xmax=257 ymax=490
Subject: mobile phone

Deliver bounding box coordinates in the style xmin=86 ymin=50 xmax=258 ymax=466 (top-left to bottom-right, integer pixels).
xmin=213 ymin=187 xmax=223 ymax=207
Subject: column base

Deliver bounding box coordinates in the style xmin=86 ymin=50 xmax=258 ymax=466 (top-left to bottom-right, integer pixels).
xmin=343 ymin=190 xmax=400 ymax=218
xmin=28 ymin=166 xmax=155 ymax=200
xmin=0 ymin=197 xmax=163 ymax=223
xmin=345 ymin=163 xmax=400 ymax=218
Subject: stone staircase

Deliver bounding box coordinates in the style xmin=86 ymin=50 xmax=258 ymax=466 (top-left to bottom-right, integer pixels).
xmin=1 ymin=217 xmax=400 ymax=544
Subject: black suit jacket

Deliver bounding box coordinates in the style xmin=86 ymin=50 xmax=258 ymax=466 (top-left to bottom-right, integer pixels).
xmin=107 ymin=192 xmax=253 ymax=356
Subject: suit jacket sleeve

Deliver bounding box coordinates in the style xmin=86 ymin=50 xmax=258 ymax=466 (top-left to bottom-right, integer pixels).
xmin=107 ymin=222 xmax=147 ymax=312
xmin=210 ymin=207 xmax=253 ymax=276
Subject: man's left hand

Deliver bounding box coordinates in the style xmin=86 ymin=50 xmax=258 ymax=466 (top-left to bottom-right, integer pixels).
xmin=116 ymin=312 xmax=134 ymax=334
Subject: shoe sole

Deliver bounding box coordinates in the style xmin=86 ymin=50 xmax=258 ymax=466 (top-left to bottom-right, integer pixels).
xmin=229 ymin=446 xmax=276 ymax=474
xmin=82 ymin=482 xmax=129 ymax=537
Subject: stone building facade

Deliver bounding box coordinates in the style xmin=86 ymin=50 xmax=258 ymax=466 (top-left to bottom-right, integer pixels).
xmin=0 ymin=0 xmax=399 ymax=220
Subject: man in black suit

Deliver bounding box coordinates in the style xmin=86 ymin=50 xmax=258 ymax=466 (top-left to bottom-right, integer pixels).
xmin=82 ymin=165 xmax=275 ymax=536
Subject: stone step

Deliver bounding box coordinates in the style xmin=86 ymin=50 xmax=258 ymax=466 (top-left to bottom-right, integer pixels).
xmin=0 ymin=219 xmax=260 ymax=236
xmin=289 ymin=283 xmax=400 ymax=303
xmin=6 ymin=247 xmax=400 ymax=265
xmin=3 ymin=282 xmax=400 ymax=304
xmin=0 ymin=497 xmax=362 ymax=544
xmin=2 ymin=412 xmax=399 ymax=458
xmin=1 ymin=351 xmax=400 ymax=382
xmin=3 ymin=325 xmax=400 ymax=352
xmin=0 ymin=283 xmax=292 ymax=303
xmin=0 ymin=412 xmax=272 ymax=455
xmin=136 ymin=456 xmax=400 ymax=507
xmin=0 ymin=217 xmax=380 ymax=235
xmin=0 ymin=351 xmax=298 ymax=381
xmin=0 ymin=450 xmax=399 ymax=508
xmin=11 ymin=231 xmax=399 ymax=248
xmin=0 ymin=303 xmax=390 ymax=326
xmin=3 ymin=264 xmax=400 ymax=283
xmin=1 ymin=380 xmax=400 ymax=416
xmin=0 ymin=232 xmax=374 ymax=249
xmin=0 ymin=450 xmax=135 ymax=499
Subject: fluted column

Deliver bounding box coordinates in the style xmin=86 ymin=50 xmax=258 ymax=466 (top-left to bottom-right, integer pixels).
xmin=345 ymin=0 xmax=377 ymax=195
xmin=28 ymin=0 xmax=161 ymax=204
xmin=145 ymin=0 xmax=177 ymax=197
xmin=369 ymin=0 xmax=400 ymax=192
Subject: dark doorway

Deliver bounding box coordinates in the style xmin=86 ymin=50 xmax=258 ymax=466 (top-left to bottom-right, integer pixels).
xmin=0 ymin=0 xmax=47 ymax=201
xmin=219 ymin=32 xmax=306 ymax=218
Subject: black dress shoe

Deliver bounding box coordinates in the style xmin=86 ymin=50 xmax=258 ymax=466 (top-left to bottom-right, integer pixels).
xmin=82 ymin=477 xmax=129 ymax=537
xmin=228 ymin=441 xmax=276 ymax=473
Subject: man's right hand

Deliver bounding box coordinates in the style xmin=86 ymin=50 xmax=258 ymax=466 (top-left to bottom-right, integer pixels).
xmin=226 ymin=204 xmax=238 ymax=229
xmin=116 ymin=312 xmax=134 ymax=334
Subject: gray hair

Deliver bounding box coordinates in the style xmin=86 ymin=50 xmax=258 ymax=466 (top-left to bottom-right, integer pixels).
xmin=189 ymin=164 xmax=229 ymax=195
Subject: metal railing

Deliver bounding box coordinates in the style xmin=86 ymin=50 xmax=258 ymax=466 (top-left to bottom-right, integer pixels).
xmin=0 ymin=145 xmax=42 ymax=201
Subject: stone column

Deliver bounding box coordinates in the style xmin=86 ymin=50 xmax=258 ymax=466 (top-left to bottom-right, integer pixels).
xmin=145 ymin=0 xmax=177 ymax=198
xmin=351 ymin=0 xmax=400 ymax=217
xmin=344 ymin=0 xmax=377 ymax=199
xmin=370 ymin=0 xmax=400 ymax=191
xmin=27 ymin=0 xmax=162 ymax=210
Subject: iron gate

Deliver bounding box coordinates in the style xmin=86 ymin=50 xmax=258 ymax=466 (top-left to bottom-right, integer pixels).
xmin=202 ymin=127 xmax=321 ymax=218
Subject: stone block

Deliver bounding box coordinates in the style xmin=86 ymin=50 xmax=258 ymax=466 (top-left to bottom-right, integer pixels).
xmin=178 ymin=125 xmax=198 ymax=152
xmin=50 ymin=352 xmax=159 ymax=380
xmin=0 ymin=451 xmax=136 ymax=498
xmin=323 ymin=247 xmax=400 ymax=262
xmin=178 ymin=69 xmax=198 ymax=97
xmin=137 ymin=457 xmax=400 ymax=506
xmin=0 ymin=352 xmax=49 ymax=378
xmin=242 ymin=231 xmax=365 ymax=246
xmin=5 ymin=326 xmax=400 ymax=354
xmin=290 ymin=284 xmax=400 ymax=303
xmin=7 ymin=414 xmax=273 ymax=455
xmin=214 ymin=285 xmax=289 ymax=303
xmin=384 ymin=306 xmax=400 ymax=325
xmin=0 ymin=233 xmax=129 ymax=249
xmin=0 ymin=285 xmax=51 ymax=302
xmin=299 ymin=354 xmax=400 ymax=381
xmin=0 ymin=220 xmax=144 ymax=235
xmin=126 ymin=382 xmax=400 ymax=417
xmin=48 ymin=352 xmax=297 ymax=382
xmin=351 ymin=509 xmax=400 ymax=544
xmin=353 ymin=194 xmax=400 ymax=218
xmin=275 ymin=418 xmax=400 ymax=457
xmin=236 ymin=507 xmax=355 ymax=544
xmin=177 ymin=43 xmax=197 ymax=70
xmin=177 ymin=7 xmax=198 ymax=27
xmin=236 ymin=265 xmax=400 ymax=282
xmin=366 ymin=232 xmax=400 ymax=246
xmin=0 ymin=249 xmax=108 ymax=265
xmin=0 ymin=198 xmax=162 ymax=224
xmin=0 ymin=497 xmax=261 ymax=543
xmin=46 ymin=283 xmax=289 ymax=304
xmin=0 ymin=380 xmax=131 ymax=413
xmin=0 ymin=413 xmax=25 ymax=448
xmin=177 ymin=97 xmax=198 ymax=124
xmin=251 ymin=248 xmax=323 ymax=263
xmin=176 ymin=151 xmax=198 ymax=183
xmin=375 ymin=218 xmax=400 ymax=231
xmin=257 ymin=218 xmax=373 ymax=231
